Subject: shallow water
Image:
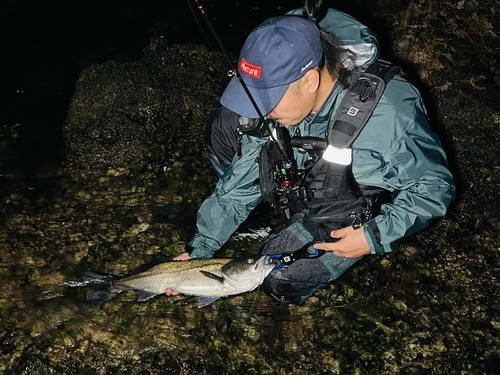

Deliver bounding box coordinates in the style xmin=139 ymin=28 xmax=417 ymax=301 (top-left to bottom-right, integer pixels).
xmin=2 ymin=0 xmax=500 ymax=374
xmin=1 ymin=229 xmax=328 ymax=374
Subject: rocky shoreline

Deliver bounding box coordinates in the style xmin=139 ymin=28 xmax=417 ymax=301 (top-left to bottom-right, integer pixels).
xmin=1 ymin=1 xmax=500 ymax=374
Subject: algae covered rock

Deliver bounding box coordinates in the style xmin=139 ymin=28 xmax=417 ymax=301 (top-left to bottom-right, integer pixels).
xmin=63 ymin=39 xmax=230 ymax=176
xmin=2 ymin=1 xmax=500 ymax=374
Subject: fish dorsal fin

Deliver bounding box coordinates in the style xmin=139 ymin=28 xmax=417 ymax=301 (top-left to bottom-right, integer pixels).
xmin=137 ymin=290 xmax=159 ymax=302
xmin=199 ymin=270 xmax=225 ymax=283
xmin=198 ymin=295 xmax=221 ymax=308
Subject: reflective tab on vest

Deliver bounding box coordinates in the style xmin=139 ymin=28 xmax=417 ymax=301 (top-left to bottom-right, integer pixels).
xmin=322 ymin=145 xmax=352 ymax=165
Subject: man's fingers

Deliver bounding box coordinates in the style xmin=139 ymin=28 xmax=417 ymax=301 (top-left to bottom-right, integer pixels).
xmin=313 ymin=230 xmax=343 ymax=250
xmin=173 ymin=252 xmax=191 ymax=261
xmin=314 ymin=241 xmax=337 ymax=251
xmin=167 ymin=253 xmax=191 ymax=295
xmin=331 ymin=228 xmax=346 ymax=238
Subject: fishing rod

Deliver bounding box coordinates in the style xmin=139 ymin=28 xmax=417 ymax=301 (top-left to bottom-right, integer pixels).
xmin=185 ymin=0 xmax=215 ymax=50
xmin=190 ymin=0 xmax=289 ymax=160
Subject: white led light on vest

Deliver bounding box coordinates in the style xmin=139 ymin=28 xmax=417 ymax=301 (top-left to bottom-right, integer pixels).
xmin=322 ymin=144 xmax=352 ymax=165
xmin=271 ymin=128 xmax=278 ymax=140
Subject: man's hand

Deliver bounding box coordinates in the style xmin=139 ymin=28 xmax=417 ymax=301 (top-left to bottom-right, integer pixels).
xmin=165 ymin=252 xmax=191 ymax=295
xmin=314 ymin=226 xmax=370 ymax=258
xmin=173 ymin=252 xmax=191 ymax=261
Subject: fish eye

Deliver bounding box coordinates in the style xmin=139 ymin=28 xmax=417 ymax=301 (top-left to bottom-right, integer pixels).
xmin=247 ymin=258 xmax=254 ymax=264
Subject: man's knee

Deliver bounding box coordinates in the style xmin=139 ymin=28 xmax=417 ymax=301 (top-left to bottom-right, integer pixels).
xmin=259 ymin=221 xmax=331 ymax=304
xmin=261 ymin=259 xmax=331 ymax=304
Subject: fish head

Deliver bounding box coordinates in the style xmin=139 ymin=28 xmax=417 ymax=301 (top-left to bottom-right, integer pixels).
xmin=221 ymin=255 xmax=275 ymax=292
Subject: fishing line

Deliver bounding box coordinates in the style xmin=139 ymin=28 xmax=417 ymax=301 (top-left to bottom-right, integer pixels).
xmin=249 ymin=286 xmax=260 ymax=313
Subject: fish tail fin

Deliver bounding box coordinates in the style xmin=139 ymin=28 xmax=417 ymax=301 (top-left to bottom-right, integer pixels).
xmin=83 ymin=272 xmax=119 ymax=306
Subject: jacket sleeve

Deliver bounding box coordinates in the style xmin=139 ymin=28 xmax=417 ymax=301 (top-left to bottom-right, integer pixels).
xmin=188 ymin=134 xmax=266 ymax=258
xmin=353 ymin=76 xmax=456 ymax=253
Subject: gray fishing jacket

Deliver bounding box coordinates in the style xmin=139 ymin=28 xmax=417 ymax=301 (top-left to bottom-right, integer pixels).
xmin=187 ymin=8 xmax=456 ymax=258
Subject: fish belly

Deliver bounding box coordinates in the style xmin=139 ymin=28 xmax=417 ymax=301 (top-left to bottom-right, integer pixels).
xmin=115 ymin=269 xmax=229 ymax=297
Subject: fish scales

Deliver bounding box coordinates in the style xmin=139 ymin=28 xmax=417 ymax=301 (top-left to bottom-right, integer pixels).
xmin=114 ymin=259 xmax=232 ymax=294
xmin=112 ymin=256 xmax=274 ymax=307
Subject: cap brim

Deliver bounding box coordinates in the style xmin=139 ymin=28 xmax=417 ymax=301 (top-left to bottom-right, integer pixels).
xmin=220 ymin=76 xmax=288 ymax=118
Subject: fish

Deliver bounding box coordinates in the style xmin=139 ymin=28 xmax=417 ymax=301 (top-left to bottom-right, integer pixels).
xmin=111 ymin=256 xmax=275 ymax=307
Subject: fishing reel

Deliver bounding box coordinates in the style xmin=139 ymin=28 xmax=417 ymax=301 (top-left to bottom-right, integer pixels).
xmin=237 ymin=116 xmax=273 ymax=138
xmin=272 ymin=136 xmax=328 ymax=195
xmin=273 ymin=158 xmax=300 ymax=195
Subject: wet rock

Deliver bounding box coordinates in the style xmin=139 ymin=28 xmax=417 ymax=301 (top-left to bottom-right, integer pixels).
xmin=396 ymin=36 xmax=411 ymax=50
xmin=64 ymin=39 xmax=229 ymax=177
xmin=464 ymin=0 xmax=479 ymax=11
xmin=4 ymin=355 xmax=51 ymax=375
xmin=0 ymin=1 xmax=500 ymax=374
xmin=495 ymin=70 xmax=500 ymax=89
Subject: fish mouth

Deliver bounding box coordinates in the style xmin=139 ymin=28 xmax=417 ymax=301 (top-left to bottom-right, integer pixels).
xmin=221 ymin=255 xmax=274 ymax=291
xmin=255 ymin=255 xmax=275 ymax=270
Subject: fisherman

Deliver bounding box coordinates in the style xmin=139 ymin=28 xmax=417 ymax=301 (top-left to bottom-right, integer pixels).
xmin=168 ymin=0 xmax=456 ymax=304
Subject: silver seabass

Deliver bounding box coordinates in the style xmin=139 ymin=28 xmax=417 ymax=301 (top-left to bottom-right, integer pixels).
xmin=114 ymin=256 xmax=274 ymax=307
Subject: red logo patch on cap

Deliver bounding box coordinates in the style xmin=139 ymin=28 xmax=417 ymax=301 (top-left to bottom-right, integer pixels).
xmin=240 ymin=58 xmax=261 ymax=78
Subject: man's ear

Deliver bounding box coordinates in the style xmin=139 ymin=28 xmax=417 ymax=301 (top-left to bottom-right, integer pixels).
xmin=305 ymin=69 xmax=320 ymax=93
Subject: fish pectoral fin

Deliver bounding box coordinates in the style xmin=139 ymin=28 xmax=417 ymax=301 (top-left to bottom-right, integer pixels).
xmin=198 ymin=295 xmax=222 ymax=308
xmin=199 ymin=270 xmax=225 ymax=283
xmin=136 ymin=289 xmax=159 ymax=302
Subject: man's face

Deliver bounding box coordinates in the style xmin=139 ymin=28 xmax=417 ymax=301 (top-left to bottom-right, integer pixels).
xmin=266 ymin=73 xmax=317 ymax=126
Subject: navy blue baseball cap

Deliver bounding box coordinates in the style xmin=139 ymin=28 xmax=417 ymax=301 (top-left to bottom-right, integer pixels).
xmin=220 ymin=16 xmax=323 ymax=118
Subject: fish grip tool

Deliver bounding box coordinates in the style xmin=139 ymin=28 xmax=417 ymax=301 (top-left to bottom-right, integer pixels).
xmin=268 ymin=242 xmax=326 ymax=270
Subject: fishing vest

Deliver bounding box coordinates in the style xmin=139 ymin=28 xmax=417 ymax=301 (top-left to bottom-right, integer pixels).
xmin=258 ymin=60 xmax=403 ymax=241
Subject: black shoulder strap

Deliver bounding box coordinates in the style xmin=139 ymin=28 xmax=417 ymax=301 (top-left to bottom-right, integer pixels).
xmin=327 ymin=59 xmax=404 ymax=149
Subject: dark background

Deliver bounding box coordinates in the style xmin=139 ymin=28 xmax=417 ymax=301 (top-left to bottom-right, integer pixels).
xmin=0 ymin=0 xmax=387 ymax=178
